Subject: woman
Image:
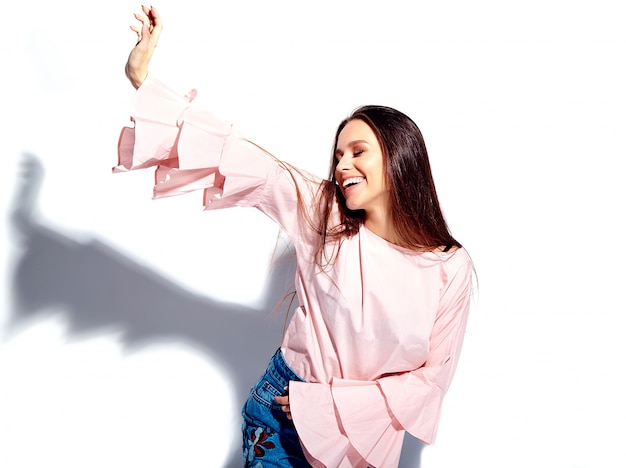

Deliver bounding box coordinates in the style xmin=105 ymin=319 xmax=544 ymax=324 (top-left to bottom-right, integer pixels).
xmin=119 ymin=6 xmax=474 ymax=467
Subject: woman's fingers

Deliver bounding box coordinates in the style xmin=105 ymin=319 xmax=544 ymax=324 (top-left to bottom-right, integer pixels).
xmin=274 ymin=393 xmax=292 ymax=419
xmin=147 ymin=5 xmax=163 ymax=32
xmin=130 ymin=6 xmax=162 ymax=43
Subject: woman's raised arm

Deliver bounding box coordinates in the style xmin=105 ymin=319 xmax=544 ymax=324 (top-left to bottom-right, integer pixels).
xmin=125 ymin=5 xmax=163 ymax=89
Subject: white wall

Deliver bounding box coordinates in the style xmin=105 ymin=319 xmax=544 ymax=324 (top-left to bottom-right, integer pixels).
xmin=1 ymin=1 xmax=624 ymax=467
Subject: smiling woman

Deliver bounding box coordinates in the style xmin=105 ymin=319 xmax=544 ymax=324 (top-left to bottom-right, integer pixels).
xmin=116 ymin=6 xmax=474 ymax=467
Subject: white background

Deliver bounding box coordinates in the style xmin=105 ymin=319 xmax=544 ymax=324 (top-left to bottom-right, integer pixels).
xmin=1 ymin=1 xmax=625 ymax=467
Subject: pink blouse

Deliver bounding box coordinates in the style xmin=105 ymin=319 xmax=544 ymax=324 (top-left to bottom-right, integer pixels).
xmin=116 ymin=75 xmax=473 ymax=467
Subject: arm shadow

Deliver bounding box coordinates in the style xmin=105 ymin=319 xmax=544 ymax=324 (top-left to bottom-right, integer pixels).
xmin=7 ymin=153 xmax=424 ymax=467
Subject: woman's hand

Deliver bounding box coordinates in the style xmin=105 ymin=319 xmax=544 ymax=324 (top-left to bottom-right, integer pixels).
xmin=274 ymin=386 xmax=292 ymax=420
xmin=125 ymin=5 xmax=163 ymax=89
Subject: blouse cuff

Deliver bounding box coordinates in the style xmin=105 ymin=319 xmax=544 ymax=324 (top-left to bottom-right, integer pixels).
xmin=289 ymin=380 xmax=404 ymax=467
xmin=288 ymin=381 xmax=351 ymax=467
xmin=114 ymin=75 xmax=272 ymax=207
xmin=115 ymin=74 xmax=199 ymax=173
xmin=377 ymin=365 xmax=447 ymax=444
xmin=331 ymin=379 xmax=405 ymax=466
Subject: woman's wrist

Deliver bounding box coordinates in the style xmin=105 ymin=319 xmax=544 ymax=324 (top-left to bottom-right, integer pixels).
xmin=125 ymin=61 xmax=148 ymax=89
xmin=127 ymin=71 xmax=147 ymax=89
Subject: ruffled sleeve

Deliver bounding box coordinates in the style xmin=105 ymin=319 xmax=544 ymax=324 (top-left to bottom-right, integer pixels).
xmin=289 ymin=249 xmax=473 ymax=467
xmin=115 ymin=75 xmax=322 ymax=234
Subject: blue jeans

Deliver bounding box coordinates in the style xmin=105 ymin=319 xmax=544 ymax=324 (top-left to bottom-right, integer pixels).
xmin=241 ymin=348 xmax=310 ymax=467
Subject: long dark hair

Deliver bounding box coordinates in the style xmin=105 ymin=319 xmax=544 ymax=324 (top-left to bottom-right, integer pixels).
xmin=313 ymin=105 xmax=461 ymax=268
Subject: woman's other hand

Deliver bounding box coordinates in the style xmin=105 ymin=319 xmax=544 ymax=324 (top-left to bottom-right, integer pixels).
xmin=274 ymin=387 xmax=292 ymax=420
xmin=125 ymin=5 xmax=163 ymax=89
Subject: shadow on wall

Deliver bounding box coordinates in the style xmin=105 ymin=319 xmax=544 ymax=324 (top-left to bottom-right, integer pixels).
xmin=8 ymin=153 xmax=424 ymax=467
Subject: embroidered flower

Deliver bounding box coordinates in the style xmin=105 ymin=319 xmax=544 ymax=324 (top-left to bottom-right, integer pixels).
xmin=244 ymin=426 xmax=276 ymax=463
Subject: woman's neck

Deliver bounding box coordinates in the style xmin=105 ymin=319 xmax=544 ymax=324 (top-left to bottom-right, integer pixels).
xmin=364 ymin=215 xmax=399 ymax=245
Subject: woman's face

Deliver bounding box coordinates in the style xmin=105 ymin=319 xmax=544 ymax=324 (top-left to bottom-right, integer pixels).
xmin=334 ymin=119 xmax=389 ymax=219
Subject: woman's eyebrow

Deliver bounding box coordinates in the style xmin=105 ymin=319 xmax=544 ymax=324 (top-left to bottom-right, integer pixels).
xmin=335 ymin=140 xmax=370 ymax=156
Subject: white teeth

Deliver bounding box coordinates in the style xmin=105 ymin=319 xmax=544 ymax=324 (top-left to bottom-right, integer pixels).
xmin=343 ymin=177 xmax=364 ymax=188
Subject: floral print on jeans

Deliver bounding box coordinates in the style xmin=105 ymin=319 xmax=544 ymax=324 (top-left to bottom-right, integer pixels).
xmin=243 ymin=425 xmax=277 ymax=465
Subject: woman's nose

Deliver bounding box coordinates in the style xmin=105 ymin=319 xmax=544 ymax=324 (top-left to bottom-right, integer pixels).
xmin=336 ymin=156 xmax=352 ymax=172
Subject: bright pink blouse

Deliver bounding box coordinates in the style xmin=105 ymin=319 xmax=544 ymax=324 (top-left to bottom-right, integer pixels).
xmin=116 ymin=75 xmax=473 ymax=467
